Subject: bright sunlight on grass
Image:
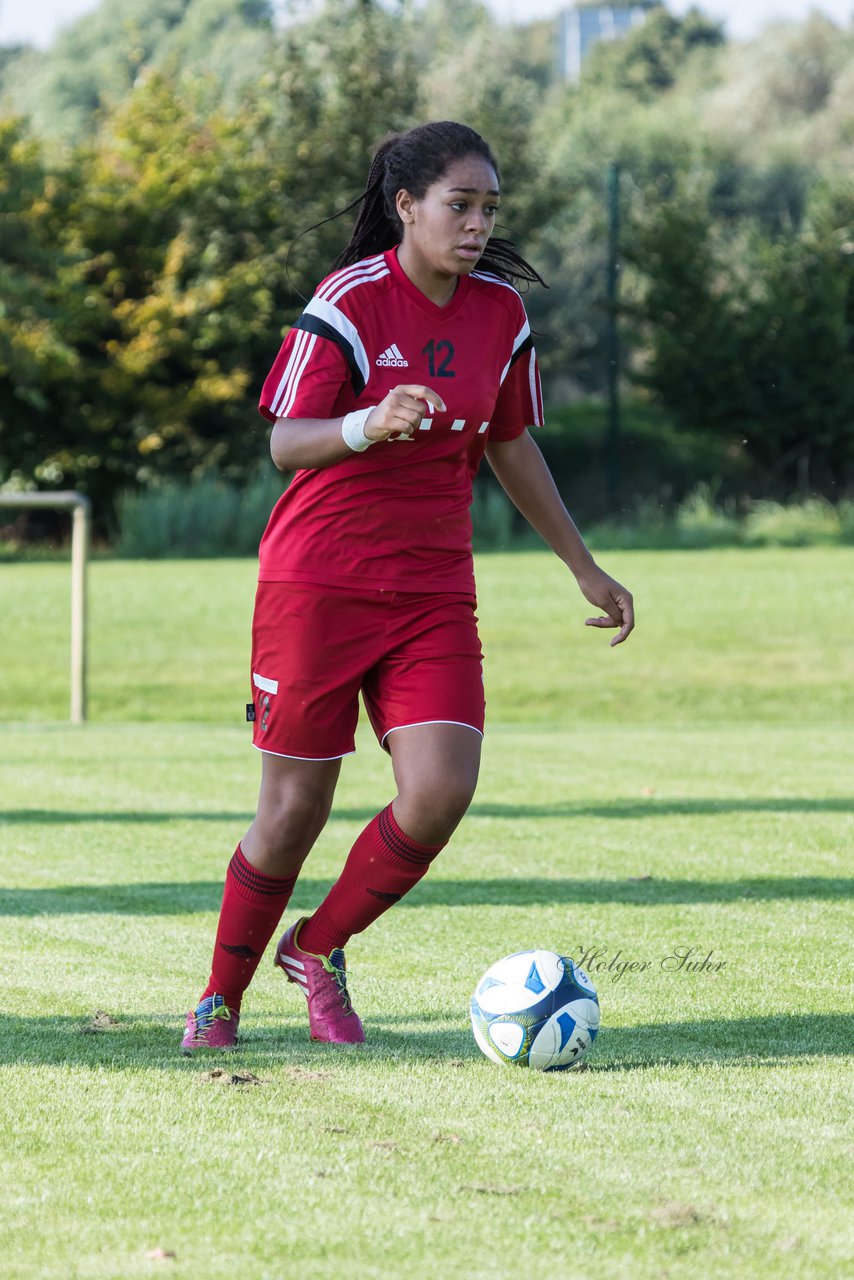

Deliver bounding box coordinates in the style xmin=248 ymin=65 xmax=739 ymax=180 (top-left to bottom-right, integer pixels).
xmin=1 ymin=550 xmax=852 ymax=1279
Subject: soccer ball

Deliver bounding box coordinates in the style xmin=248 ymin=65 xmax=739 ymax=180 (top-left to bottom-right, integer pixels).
xmin=470 ymin=949 xmax=600 ymax=1071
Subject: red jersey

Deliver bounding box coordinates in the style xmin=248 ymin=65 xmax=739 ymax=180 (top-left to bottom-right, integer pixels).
xmin=257 ymin=247 xmax=544 ymax=594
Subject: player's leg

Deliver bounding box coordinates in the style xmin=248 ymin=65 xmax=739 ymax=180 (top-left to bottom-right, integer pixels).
xmin=203 ymin=753 xmax=341 ymax=1000
xmin=276 ymin=724 xmax=481 ymax=1044
xmin=181 ymin=581 xmax=366 ymax=1053
xmin=295 ymin=721 xmax=480 ymax=948
xmin=181 ymin=755 xmax=341 ymax=1055
xmin=241 ymin=750 xmax=342 ymax=875
xmin=388 ymin=720 xmax=482 ymax=845
xmin=278 ymin=592 xmax=484 ymax=1043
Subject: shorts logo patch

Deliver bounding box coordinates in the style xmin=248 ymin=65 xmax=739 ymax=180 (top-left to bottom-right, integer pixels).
xmin=253 ymin=672 xmax=279 ymax=694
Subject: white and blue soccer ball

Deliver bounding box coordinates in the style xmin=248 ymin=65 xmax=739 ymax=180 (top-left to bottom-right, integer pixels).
xmin=470 ymin=949 xmax=600 ymax=1071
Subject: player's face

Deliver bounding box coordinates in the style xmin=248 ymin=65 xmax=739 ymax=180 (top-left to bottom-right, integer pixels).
xmin=396 ymin=155 xmax=500 ymax=283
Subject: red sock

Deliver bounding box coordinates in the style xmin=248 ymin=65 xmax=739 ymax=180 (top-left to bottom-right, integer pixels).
xmin=297 ymin=804 xmax=444 ymax=956
xmin=201 ymin=845 xmax=297 ymax=1011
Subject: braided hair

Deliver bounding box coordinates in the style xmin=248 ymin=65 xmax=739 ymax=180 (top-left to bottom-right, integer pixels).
xmin=319 ymin=121 xmax=546 ymax=291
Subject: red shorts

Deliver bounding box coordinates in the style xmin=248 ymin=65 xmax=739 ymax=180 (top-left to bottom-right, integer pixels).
xmin=250 ymin=582 xmax=485 ymax=759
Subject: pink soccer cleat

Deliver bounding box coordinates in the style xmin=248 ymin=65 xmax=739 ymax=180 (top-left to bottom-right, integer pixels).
xmin=274 ymin=919 xmax=366 ymax=1044
xmin=180 ymin=994 xmax=239 ymax=1054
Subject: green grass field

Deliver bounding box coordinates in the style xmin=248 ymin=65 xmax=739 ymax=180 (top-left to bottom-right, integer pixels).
xmin=1 ymin=550 xmax=852 ymax=1279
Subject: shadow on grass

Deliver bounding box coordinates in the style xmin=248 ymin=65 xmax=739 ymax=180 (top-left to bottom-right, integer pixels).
xmin=0 ymin=1012 xmax=471 ymax=1071
xmin=3 ymin=798 xmax=853 ymax=826
xmin=0 ymin=1012 xmax=849 ymax=1072
xmin=1 ymin=875 xmax=851 ymax=918
xmin=592 ymin=1015 xmax=854 ymax=1071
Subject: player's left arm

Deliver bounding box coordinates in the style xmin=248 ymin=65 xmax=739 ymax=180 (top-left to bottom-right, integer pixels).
xmin=486 ymin=430 xmax=635 ymax=646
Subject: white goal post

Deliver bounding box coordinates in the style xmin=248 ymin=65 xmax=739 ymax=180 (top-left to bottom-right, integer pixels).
xmin=0 ymin=491 xmax=92 ymax=724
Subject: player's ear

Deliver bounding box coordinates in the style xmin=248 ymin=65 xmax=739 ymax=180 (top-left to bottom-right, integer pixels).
xmin=396 ymin=189 xmax=416 ymax=224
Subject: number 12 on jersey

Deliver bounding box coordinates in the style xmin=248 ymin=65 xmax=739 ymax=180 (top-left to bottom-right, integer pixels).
xmin=422 ymin=340 xmax=456 ymax=378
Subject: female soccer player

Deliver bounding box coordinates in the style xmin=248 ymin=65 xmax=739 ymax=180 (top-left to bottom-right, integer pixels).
xmin=181 ymin=120 xmax=634 ymax=1053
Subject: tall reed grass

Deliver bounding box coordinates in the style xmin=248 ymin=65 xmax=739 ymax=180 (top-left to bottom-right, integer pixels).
xmin=114 ymin=469 xmax=287 ymax=558
xmin=113 ymin=475 xmax=854 ymax=557
xmin=588 ymin=487 xmax=854 ymax=551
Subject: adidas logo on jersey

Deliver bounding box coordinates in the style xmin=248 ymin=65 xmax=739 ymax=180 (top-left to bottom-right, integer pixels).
xmin=376 ymin=344 xmax=409 ymax=367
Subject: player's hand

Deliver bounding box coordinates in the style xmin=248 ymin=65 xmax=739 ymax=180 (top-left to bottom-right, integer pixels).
xmin=365 ymin=386 xmax=446 ymax=442
xmin=577 ymin=566 xmax=635 ymax=646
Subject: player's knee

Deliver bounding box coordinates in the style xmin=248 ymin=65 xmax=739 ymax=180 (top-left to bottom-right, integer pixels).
xmin=442 ymin=774 xmax=478 ymax=823
xmin=396 ymin=774 xmax=475 ymax=843
xmin=258 ymin=786 xmax=331 ymax=851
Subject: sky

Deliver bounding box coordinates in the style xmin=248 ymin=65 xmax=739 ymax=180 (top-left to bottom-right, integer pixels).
xmin=0 ymin=0 xmax=852 ymax=48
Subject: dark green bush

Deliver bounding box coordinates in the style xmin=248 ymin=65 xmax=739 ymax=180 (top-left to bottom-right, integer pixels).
xmin=536 ymin=398 xmax=746 ymax=524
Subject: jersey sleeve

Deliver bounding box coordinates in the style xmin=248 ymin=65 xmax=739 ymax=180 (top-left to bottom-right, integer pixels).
xmin=488 ymin=304 xmax=545 ymax=441
xmin=258 ymin=326 xmax=350 ymax=422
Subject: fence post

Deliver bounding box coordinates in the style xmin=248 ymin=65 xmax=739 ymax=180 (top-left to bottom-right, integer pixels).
xmin=606 ymin=161 xmax=622 ymax=515
xmin=69 ymin=497 xmax=92 ymax=723
xmin=0 ymin=491 xmax=91 ymax=723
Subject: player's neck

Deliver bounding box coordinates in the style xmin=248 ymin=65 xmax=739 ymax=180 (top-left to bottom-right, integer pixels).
xmin=395 ymin=244 xmax=459 ymax=308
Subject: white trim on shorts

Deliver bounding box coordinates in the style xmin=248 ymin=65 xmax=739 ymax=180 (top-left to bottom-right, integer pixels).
xmin=381 ymin=719 xmax=484 ymax=749
xmin=253 ymin=743 xmax=356 ymax=762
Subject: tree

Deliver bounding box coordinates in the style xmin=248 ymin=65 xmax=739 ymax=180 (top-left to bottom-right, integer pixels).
xmin=264 ymin=0 xmax=421 ymax=296
xmin=1 ymin=0 xmax=423 ymax=519
xmin=0 ymin=0 xmax=274 ymax=145
xmin=622 ymin=175 xmax=748 ymax=440
xmin=625 ymin=172 xmax=854 ymax=494
xmin=581 ymin=6 xmax=724 ymax=101
xmin=737 ymin=182 xmax=854 ymax=492
xmin=0 ymin=120 xmax=105 ymax=494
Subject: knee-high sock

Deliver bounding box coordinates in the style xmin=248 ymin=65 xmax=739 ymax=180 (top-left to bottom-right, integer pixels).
xmin=201 ymin=845 xmax=297 ymax=1010
xmin=297 ymin=803 xmax=444 ymax=956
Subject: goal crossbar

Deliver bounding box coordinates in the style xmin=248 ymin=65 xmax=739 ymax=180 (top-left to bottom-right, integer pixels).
xmin=0 ymin=491 xmax=92 ymax=723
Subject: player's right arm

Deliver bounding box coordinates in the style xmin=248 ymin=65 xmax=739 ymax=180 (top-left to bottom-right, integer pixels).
xmin=270 ymin=386 xmax=446 ymax=472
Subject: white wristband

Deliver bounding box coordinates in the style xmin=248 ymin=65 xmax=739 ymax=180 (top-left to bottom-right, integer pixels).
xmin=341 ymin=407 xmax=376 ymax=453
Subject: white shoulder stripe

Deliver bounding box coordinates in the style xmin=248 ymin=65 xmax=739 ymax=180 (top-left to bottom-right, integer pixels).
xmin=528 ymin=349 xmax=543 ymax=427
xmin=281 ymin=332 xmax=318 ymax=418
xmin=512 ymin=318 xmax=532 ymax=354
xmin=327 ymin=264 xmax=389 ymax=306
xmin=303 ymin=296 xmax=370 ymax=387
xmin=272 ymin=329 xmax=318 ymax=418
xmin=317 ymin=253 xmax=384 ymax=291
xmin=270 ymin=328 xmax=310 ymax=418
xmin=317 ymin=254 xmax=386 ymax=301
xmin=471 ymin=270 xmax=523 ymax=298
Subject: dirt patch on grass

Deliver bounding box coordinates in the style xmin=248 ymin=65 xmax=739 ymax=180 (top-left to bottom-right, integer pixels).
xmin=80 ymin=1010 xmax=119 ymax=1034
xmin=650 ymin=1201 xmax=702 ymax=1229
xmin=199 ymin=1068 xmax=267 ymax=1087
xmin=465 ymin=1184 xmax=523 ymax=1197
xmin=284 ymin=1065 xmax=334 ymax=1082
